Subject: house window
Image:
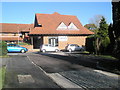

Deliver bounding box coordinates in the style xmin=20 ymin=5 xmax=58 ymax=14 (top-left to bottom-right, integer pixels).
xmin=56 ymin=22 xmax=67 ymax=30
xmin=57 ymin=22 xmax=79 ymax=30
xmin=68 ymin=22 xmax=79 ymax=30
xmin=48 ymin=37 xmax=58 ymax=46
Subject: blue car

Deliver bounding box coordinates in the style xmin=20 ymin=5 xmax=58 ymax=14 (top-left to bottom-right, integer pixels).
xmin=7 ymin=44 xmax=28 ymax=53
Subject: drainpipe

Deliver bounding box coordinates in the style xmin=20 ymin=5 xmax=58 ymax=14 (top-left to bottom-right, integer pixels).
xmin=31 ymin=36 xmax=33 ymax=45
xmin=31 ymin=36 xmax=34 ymax=50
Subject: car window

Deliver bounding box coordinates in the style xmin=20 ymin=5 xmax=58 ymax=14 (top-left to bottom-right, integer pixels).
xmin=44 ymin=44 xmax=48 ymax=46
xmin=75 ymin=45 xmax=79 ymax=47
xmin=8 ymin=44 xmax=14 ymax=47
xmin=8 ymin=44 xmax=20 ymax=47
xmin=16 ymin=45 xmax=20 ymax=47
xmin=70 ymin=44 xmax=75 ymax=46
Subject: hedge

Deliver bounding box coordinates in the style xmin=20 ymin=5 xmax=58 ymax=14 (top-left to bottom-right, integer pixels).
xmin=0 ymin=41 xmax=7 ymax=56
xmin=85 ymin=37 xmax=95 ymax=54
xmin=18 ymin=42 xmax=31 ymax=45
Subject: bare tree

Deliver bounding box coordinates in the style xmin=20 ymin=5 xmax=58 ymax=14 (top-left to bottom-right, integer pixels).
xmin=89 ymin=15 xmax=103 ymax=28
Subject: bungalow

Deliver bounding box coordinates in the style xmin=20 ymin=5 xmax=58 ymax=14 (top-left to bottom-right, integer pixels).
xmin=1 ymin=12 xmax=94 ymax=50
xmin=29 ymin=12 xmax=94 ymax=49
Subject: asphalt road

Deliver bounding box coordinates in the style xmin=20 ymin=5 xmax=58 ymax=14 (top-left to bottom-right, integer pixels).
xmin=2 ymin=52 xmax=119 ymax=89
xmin=3 ymin=53 xmax=62 ymax=89
xmin=28 ymin=52 xmax=119 ymax=89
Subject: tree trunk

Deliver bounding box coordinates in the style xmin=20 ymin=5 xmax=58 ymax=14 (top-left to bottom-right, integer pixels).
xmin=95 ymin=37 xmax=102 ymax=55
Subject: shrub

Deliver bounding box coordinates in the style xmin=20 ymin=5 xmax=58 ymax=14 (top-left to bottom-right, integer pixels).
xmin=85 ymin=36 xmax=110 ymax=54
xmin=18 ymin=42 xmax=31 ymax=45
xmin=85 ymin=37 xmax=95 ymax=54
xmin=0 ymin=41 xmax=7 ymax=56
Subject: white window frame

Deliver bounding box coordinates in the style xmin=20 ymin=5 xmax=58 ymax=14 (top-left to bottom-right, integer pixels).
xmin=68 ymin=22 xmax=79 ymax=30
xmin=56 ymin=22 xmax=67 ymax=30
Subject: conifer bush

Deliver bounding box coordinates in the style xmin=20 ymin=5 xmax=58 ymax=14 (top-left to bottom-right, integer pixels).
xmin=0 ymin=41 xmax=7 ymax=56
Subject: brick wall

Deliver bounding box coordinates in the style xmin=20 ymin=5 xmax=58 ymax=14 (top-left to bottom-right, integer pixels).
xmin=43 ymin=36 xmax=87 ymax=50
xmin=59 ymin=36 xmax=87 ymax=49
xmin=43 ymin=36 xmax=49 ymax=44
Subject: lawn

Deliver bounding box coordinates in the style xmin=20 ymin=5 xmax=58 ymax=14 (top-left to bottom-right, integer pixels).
xmin=0 ymin=66 xmax=6 ymax=90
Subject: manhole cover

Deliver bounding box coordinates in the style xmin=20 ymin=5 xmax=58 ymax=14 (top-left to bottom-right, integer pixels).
xmin=18 ymin=75 xmax=35 ymax=84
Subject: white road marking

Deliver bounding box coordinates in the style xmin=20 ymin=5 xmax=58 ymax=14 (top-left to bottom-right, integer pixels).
xmin=27 ymin=55 xmax=84 ymax=89
xmin=47 ymin=73 xmax=84 ymax=89
xmin=18 ymin=75 xmax=35 ymax=84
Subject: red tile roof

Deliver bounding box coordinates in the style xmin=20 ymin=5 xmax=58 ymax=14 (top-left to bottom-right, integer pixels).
xmin=0 ymin=37 xmax=23 ymax=41
xmin=0 ymin=23 xmax=33 ymax=33
xmin=29 ymin=12 xmax=94 ymax=35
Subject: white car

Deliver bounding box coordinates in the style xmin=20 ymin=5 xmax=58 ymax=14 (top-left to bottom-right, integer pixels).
xmin=65 ymin=44 xmax=84 ymax=52
xmin=40 ymin=44 xmax=59 ymax=52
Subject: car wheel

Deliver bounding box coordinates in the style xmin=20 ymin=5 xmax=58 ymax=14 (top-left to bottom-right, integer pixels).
xmin=55 ymin=49 xmax=59 ymax=52
xmin=21 ymin=49 xmax=25 ymax=53
xmin=69 ymin=49 xmax=72 ymax=52
xmin=42 ymin=49 xmax=46 ymax=53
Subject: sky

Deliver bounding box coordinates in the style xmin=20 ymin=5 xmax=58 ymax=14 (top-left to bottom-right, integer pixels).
xmin=1 ymin=2 xmax=112 ymax=26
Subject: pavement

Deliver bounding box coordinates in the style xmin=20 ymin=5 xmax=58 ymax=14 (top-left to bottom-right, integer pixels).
xmin=1 ymin=52 xmax=120 ymax=90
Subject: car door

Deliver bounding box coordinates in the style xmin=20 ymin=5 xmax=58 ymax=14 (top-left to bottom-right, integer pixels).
xmin=7 ymin=45 xmax=14 ymax=52
xmin=13 ymin=45 xmax=22 ymax=52
xmin=8 ymin=44 xmax=21 ymax=52
xmin=47 ymin=45 xmax=51 ymax=51
xmin=7 ymin=44 xmax=17 ymax=52
xmin=75 ymin=45 xmax=81 ymax=51
xmin=70 ymin=44 xmax=75 ymax=51
xmin=46 ymin=45 xmax=53 ymax=51
xmin=49 ymin=45 xmax=55 ymax=51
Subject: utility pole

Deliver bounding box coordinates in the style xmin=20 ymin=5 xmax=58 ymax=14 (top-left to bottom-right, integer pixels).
xmin=17 ymin=25 xmax=19 ymax=44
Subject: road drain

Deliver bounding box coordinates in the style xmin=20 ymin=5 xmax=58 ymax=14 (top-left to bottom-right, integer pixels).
xmin=17 ymin=75 xmax=35 ymax=84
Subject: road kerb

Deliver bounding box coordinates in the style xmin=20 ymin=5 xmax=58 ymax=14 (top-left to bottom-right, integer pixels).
xmin=47 ymin=73 xmax=84 ymax=89
xmin=27 ymin=56 xmax=84 ymax=89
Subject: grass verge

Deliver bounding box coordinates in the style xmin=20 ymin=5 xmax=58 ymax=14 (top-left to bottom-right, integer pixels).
xmin=83 ymin=51 xmax=117 ymax=60
xmin=0 ymin=66 xmax=6 ymax=90
xmin=0 ymin=55 xmax=9 ymax=58
xmin=98 ymin=55 xmax=117 ymax=60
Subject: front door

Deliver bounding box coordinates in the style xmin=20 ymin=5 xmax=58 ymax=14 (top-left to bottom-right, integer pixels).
xmin=51 ymin=38 xmax=55 ymax=46
xmin=49 ymin=37 xmax=58 ymax=47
